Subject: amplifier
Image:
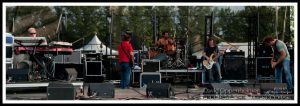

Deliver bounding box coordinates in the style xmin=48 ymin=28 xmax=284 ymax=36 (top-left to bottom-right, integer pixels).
xmin=140 ymin=72 xmax=161 ymax=88
xmin=85 ymin=53 xmax=102 ymax=61
xmin=257 ymin=44 xmax=273 ymax=57
xmin=224 ymin=51 xmax=245 ymax=58
xmin=142 ymin=59 xmax=160 ymax=72
xmin=64 ymin=50 xmax=82 ymax=64
xmin=256 ymin=57 xmax=275 ymax=79
xmin=223 ymin=57 xmax=246 ymax=80
xmin=85 ymin=61 xmax=102 ymax=76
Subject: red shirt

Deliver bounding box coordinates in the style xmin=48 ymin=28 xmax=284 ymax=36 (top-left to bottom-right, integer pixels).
xmin=118 ymin=41 xmax=133 ymax=63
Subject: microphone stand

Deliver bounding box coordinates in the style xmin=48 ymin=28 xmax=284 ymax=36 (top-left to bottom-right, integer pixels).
xmin=174 ymin=29 xmax=192 ymax=99
xmin=183 ymin=28 xmax=199 ymax=99
xmin=184 ymin=29 xmax=190 ymax=99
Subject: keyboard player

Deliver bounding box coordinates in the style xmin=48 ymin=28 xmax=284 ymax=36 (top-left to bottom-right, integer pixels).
xmin=14 ymin=28 xmax=73 ymax=81
xmin=27 ymin=27 xmax=55 ymax=80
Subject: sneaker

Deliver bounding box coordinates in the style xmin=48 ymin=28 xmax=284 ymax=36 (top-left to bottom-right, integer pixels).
xmin=134 ymin=66 xmax=141 ymax=70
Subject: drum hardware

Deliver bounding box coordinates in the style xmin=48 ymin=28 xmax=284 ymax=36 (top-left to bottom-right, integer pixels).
xmin=165 ymin=55 xmax=174 ymax=68
xmin=170 ymin=49 xmax=185 ymax=69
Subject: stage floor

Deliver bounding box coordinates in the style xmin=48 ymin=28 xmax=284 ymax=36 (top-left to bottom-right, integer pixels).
xmin=5 ymin=80 xmax=294 ymax=101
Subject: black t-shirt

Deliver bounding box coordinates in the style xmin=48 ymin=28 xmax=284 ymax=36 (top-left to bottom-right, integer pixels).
xmin=204 ymin=46 xmax=219 ymax=57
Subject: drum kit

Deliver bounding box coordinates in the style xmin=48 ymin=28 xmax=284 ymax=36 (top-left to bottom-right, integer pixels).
xmin=148 ymin=39 xmax=186 ymax=69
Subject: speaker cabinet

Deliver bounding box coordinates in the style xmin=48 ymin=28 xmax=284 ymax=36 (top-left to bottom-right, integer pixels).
xmin=257 ymin=44 xmax=273 ymax=57
xmin=102 ymin=58 xmax=121 ymax=80
xmin=7 ymin=69 xmax=29 ymax=82
xmin=84 ymin=61 xmax=104 ymax=83
xmin=140 ymin=72 xmax=161 ymax=88
xmin=142 ymin=59 xmax=160 ymax=72
xmin=54 ymin=63 xmax=84 ymax=80
xmin=223 ymin=57 xmax=246 ymax=80
xmin=47 ymin=82 xmax=75 ymax=100
xmin=256 ymin=57 xmax=275 ymax=79
xmin=84 ymin=83 xmax=115 ymax=98
xmin=146 ymin=83 xmax=173 ymax=98
xmin=65 ymin=68 xmax=78 ymax=82
xmin=85 ymin=61 xmax=102 ymax=76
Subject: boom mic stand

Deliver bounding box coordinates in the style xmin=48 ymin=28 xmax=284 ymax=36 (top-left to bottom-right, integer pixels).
xmin=175 ymin=29 xmax=194 ymax=99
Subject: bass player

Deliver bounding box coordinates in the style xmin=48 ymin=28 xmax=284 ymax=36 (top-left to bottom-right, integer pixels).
xmin=202 ymin=38 xmax=222 ymax=83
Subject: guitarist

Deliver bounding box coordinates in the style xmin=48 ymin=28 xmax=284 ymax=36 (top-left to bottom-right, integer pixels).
xmin=202 ymin=38 xmax=222 ymax=83
xmin=118 ymin=30 xmax=134 ymax=89
xmin=263 ymin=36 xmax=293 ymax=91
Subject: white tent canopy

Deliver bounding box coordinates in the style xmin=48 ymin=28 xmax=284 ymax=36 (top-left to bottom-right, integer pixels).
xmin=76 ymin=35 xmax=118 ymax=55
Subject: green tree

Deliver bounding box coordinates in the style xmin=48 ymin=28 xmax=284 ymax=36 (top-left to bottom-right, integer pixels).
xmin=63 ymin=6 xmax=109 ymax=49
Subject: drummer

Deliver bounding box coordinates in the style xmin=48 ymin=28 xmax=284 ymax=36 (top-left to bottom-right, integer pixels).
xmin=155 ymin=31 xmax=175 ymax=53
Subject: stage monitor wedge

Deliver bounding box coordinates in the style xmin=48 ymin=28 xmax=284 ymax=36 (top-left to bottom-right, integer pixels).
xmin=47 ymin=82 xmax=75 ymax=100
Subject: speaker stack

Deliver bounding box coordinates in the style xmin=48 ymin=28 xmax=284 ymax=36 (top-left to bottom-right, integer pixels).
xmin=223 ymin=51 xmax=247 ymax=81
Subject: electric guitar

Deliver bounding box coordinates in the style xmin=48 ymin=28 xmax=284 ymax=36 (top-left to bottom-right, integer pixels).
xmin=203 ymin=52 xmax=218 ymax=70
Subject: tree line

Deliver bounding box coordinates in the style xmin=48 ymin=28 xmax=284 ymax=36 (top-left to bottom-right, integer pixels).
xmin=6 ymin=6 xmax=294 ymax=50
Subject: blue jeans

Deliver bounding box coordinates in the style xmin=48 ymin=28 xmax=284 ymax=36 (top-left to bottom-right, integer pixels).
xmin=205 ymin=62 xmax=222 ymax=83
xmin=202 ymin=57 xmax=222 ymax=83
xmin=120 ymin=62 xmax=131 ymax=89
xmin=275 ymin=58 xmax=293 ymax=90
